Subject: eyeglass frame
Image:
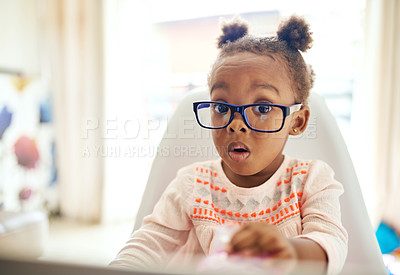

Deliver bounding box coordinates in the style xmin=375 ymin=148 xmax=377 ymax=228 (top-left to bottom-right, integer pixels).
xmin=193 ymin=101 xmax=302 ymax=133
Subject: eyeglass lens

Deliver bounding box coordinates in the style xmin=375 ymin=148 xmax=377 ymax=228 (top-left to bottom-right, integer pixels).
xmin=196 ymin=103 xmax=284 ymax=131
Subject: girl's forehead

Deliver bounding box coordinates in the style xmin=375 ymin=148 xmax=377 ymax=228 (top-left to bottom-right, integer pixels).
xmin=213 ymin=53 xmax=285 ymax=73
xmin=209 ymin=52 xmax=295 ymax=104
xmin=211 ymin=52 xmax=290 ymax=83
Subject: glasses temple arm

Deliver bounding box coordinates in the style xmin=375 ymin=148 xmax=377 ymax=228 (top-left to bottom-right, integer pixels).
xmin=288 ymin=104 xmax=302 ymax=115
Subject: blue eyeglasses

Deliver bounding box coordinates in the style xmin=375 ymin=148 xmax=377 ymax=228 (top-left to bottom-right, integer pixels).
xmin=193 ymin=101 xmax=302 ymax=133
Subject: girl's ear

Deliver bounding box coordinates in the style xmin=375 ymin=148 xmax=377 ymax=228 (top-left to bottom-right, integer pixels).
xmin=290 ymin=105 xmax=310 ymax=135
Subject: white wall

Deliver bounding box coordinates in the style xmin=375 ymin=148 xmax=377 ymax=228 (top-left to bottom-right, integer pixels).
xmin=0 ymin=0 xmax=40 ymax=75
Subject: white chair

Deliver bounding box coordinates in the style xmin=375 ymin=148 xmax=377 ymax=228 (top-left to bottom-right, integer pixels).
xmin=134 ymin=88 xmax=386 ymax=274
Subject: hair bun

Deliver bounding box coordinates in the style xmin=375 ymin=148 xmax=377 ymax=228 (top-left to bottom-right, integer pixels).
xmin=217 ymin=17 xmax=248 ymax=49
xmin=277 ymin=16 xmax=313 ymax=52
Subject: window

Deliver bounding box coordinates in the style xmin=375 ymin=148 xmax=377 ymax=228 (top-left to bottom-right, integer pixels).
xmin=103 ymin=0 xmax=366 ymax=221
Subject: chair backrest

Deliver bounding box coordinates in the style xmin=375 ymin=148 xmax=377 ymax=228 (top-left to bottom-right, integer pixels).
xmin=134 ymin=88 xmax=386 ymax=273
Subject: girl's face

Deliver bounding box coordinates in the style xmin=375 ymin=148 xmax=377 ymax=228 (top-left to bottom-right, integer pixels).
xmin=209 ymin=52 xmax=309 ymax=188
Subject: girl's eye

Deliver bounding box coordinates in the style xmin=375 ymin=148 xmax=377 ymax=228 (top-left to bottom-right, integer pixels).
xmin=213 ymin=104 xmax=229 ymax=114
xmin=254 ymin=105 xmax=272 ymax=114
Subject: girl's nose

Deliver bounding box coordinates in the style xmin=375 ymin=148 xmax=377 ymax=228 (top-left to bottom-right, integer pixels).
xmin=228 ymin=113 xmax=247 ymax=133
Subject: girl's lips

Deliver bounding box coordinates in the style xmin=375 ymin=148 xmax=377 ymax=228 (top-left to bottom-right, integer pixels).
xmin=228 ymin=142 xmax=251 ymax=162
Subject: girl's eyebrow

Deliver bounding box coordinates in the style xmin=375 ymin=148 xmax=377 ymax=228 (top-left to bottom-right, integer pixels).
xmin=251 ymin=83 xmax=279 ymax=95
xmin=210 ymin=82 xmax=228 ymax=94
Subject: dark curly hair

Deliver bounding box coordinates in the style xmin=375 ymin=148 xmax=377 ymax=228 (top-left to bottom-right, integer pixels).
xmin=209 ymin=15 xmax=314 ymax=105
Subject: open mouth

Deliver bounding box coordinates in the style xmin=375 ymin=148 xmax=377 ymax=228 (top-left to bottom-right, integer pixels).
xmin=228 ymin=142 xmax=251 ymax=162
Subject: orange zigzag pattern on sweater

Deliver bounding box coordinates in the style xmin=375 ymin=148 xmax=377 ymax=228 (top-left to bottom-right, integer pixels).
xmin=191 ymin=192 xmax=302 ymax=226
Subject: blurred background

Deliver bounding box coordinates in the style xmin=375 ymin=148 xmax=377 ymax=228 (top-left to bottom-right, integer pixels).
xmin=0 ymin=0 xmax=399 ymax=272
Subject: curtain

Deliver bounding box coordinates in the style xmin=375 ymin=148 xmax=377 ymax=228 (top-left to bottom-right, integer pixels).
xmin=42 ymin=0 xmax=104 ymax=222
xmin=362 ymin=0 xmax=400 ymax=231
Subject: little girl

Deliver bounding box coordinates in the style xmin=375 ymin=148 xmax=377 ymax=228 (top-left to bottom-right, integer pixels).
xmin=110 ymin=15 xmax=348 ymax=275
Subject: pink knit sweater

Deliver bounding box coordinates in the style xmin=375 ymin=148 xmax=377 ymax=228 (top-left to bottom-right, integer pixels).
xmin=110 ymin=156 xmax=348 ymax=274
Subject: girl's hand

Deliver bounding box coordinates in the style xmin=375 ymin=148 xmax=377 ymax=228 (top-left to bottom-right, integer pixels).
xmin=227 ymin=223 xmax=297 ymax=260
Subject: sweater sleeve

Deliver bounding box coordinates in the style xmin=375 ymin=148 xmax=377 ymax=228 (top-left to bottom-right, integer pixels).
xmin=109 ymin=167 xmax=194 ymax=270
xmin=293 ymin=160 xmax=348 ymax=275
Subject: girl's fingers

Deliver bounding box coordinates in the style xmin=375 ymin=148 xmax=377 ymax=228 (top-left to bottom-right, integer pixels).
xmin=228 ymin=223 xmax=296 ymax=259
xmin=259 ymin=235 xmax=296 ymax=259
xmin=258 ymin=235 xmax=280 ymax=252
xmin=229 ymin=228 xmax=258 ymax=252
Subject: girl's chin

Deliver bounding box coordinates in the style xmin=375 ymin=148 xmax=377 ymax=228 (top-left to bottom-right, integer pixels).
xmin=223 ymin=160 xmax=257 ymax=176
